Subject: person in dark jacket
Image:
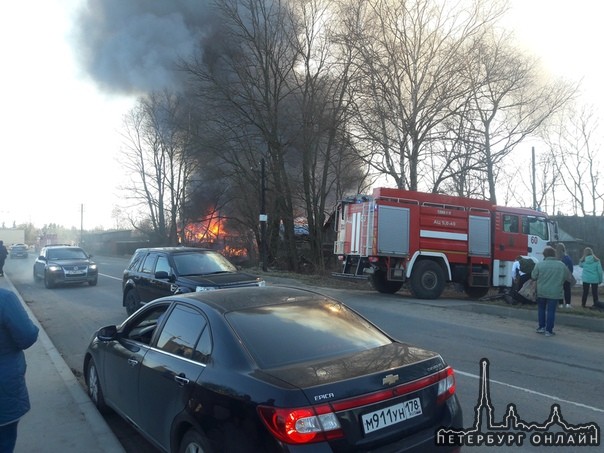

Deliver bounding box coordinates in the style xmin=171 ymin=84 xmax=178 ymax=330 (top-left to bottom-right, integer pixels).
xmin=0 ymin=288 xmax=39 ymax=453
xmin=0 ymin=241 xmax=8 ymax=277
xmin=555 ymin=243 xmax=574 ymax=308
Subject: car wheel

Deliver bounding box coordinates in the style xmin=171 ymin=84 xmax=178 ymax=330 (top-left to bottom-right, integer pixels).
xmin=44 ymin=272 xmax=55 ymax=289
xmin=125 ymin=289 xmax=142 ymax=316
xmin=89 ymin=277 xmax=98 ymax=286
xmin=179 ymin=429 xmax=212 ymax=453
xmin=86 ymin=358 xmax=109 ymax=414
xmin=33 ymin=268 xmax=41 ymax=282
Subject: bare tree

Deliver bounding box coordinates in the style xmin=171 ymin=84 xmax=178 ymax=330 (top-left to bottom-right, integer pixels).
xmin=458 ymin=29 xmax=576 ymax=203
xmin=343 ymin=0 xmax=507 ymax=191
xmin=544 ymin=104 xmax=604 ymax=216
xmin=284 ymin=0 xmax=369 ymax=269
xmin=120 ymin=91 xmax=198 ymax=244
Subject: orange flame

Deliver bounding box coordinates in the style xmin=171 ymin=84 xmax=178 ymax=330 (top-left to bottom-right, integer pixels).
xmin=181 ymin=214 xmax=249 ymax=260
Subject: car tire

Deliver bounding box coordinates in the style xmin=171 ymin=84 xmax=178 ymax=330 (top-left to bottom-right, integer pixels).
xmin=86 ymin=358 xmax=109 ymax=414
xmin=179 ymin=429 xmax=212 ymax=453
xmin=125 ymin=289 xmax=142 ymax=316
xmin=33 ymin=268 xmax=41 ymax=282
xmin=44 ymin=272 xmax=55 ymax=289
xmin=89 ymin=277 xmax=98 ymax=286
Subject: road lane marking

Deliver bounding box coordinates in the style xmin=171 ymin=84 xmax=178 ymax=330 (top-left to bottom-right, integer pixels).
xmin=456 ymin=370 xmax=604 ymax=414
xmin=99 ymin=273 xmax=121 ymax=281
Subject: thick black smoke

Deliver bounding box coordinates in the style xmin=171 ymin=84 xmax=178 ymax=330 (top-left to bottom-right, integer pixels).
xmin=74 ymin=0 xmax=216 ymax=95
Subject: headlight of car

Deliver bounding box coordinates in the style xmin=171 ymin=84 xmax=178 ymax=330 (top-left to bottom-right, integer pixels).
xmin=196 ymin=286 xmax=218 ymax=292
xmin=89 ymin=264 xmax=98 ymax=270
xmin=258 ymin=280 xmax=266 ymax=287
xmin=47 ymin=265 xmax=62 ymax=272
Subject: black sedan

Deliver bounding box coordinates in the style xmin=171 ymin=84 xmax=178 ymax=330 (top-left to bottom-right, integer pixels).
xmin=84 ymin=286 xmax=462 ymax=453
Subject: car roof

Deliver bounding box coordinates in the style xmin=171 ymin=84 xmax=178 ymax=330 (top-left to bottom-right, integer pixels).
xmin=44 ymin=245 xmax=81 ymax=249
xmin=157 ymin=285 xmax=333 ymax=314
xmin=135 ymin=247 xmax=212 ymax=254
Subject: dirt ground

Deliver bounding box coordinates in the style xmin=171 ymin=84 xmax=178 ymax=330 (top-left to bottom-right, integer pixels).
xmin=253 ymin=268 xmax=604 ymax=319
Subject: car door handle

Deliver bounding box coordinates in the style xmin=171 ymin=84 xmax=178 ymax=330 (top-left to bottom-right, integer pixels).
xmin=174 ymin=374 xmax=189 ymax=386
xmin=127 ymin=358 xmax=139 ymax=367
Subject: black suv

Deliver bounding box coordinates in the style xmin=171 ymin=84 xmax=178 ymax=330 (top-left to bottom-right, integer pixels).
xmin=122 ymin=247 xmax=265 ymax=315
xmin=33 ymin=245 xmax=98 ymax=289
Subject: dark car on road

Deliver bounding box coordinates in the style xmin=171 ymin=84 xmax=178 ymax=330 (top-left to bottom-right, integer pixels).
xmin=33 ymin=245 xmax=98 ymax=288
xmin=122 ymin=247 xmax=265 ymax=315
xmin=9 ymin=243 xmax=28 ymax=259
xmin=84 ymin=286 xmax=462 ymax=453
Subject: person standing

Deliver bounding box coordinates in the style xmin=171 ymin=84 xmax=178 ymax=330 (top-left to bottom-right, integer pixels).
xmin=531 ymin=246 xmax=574 ymax=337
xmin=579 ymin=247 xmax=603 ymax=308
xmin=0 ymin=288 xmax=39 ymax=453
xmin=0 ymin=241 xmax=8 ymax=277
xmin=555 ymin=243 xmax=574 ymax=308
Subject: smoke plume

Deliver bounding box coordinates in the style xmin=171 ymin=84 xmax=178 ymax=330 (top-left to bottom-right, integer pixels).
xmin=74 ymin=0 xmax=216 ymax=95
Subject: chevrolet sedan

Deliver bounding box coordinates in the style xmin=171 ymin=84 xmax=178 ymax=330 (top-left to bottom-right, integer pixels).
xmin=84 ymin=286 xmax=462 ymax=452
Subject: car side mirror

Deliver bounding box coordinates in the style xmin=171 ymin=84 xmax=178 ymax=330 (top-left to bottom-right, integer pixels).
xmin=155 ymin=270 xmax=170 ymax=280
xmin=97 ymin=325 xmax=118 ymax=342
xmin=38 ymin=256 xmax=46 ymax=261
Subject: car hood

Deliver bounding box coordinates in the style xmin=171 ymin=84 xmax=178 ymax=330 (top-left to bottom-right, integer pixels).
xmin=48 ymin=259 xmax=93 ymax=266
xmin=256 ymin=342 xmax=445 ymax=393
xmin=177 ymin=272 xmax=263 ymax=288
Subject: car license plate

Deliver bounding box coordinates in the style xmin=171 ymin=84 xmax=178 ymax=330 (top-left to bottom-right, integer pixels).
xmin=361 ymin=397 xmax=422 ymax=434
xmin=66 ymin=270 xmax=85 ymax=275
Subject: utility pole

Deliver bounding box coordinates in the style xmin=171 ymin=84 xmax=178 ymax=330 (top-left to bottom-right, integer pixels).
xmin=260 ymin=158 xmax=268 ymax=271
xmin=80 ymin=203 xmax=84 ymax=246
xmin=531 ymin=147 xmax=537 ymax=210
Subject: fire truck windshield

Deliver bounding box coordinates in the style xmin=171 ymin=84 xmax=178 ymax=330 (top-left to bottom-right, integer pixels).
xmin=523 ymin=216 xmax=548 ymax=240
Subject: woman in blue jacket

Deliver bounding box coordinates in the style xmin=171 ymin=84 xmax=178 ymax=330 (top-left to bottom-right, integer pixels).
xmin=579 ymin=247 xmax=603 ymax=308
xmin=0 ymin=288 xmax=39 ymax=453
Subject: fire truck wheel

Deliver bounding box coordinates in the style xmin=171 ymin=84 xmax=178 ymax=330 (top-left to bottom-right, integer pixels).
xmin=370 ymin=271 xmax=403 ymax=294
xmin=409 ymin=260 xmax=445 ymax=299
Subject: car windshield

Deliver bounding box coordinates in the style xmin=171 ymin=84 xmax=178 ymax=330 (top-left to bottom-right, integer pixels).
xmin=47 ymin=248 xmax=88 ymax=260
xmin=226 ymin=298 xmax=392 ymax=369
xmin=172 ymin=251 xmax=237 ymax=276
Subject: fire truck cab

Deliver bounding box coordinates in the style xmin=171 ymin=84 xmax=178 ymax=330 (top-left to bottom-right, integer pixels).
xmin=333 ymin=188 xmax=558 ymax=299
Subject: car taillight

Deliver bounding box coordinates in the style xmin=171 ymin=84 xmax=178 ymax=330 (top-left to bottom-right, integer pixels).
xmin=436 ymin=366 xmax=456 ymax=404
xmin=257 ymin=404 xmax=344 ymax=444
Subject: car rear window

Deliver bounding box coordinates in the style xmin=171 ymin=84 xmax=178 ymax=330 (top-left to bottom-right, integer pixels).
xmin=226 ymin=299 xmax=391 ymax=369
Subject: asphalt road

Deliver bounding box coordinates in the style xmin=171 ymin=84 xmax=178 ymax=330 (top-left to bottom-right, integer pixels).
xmin=7 ymin=254 xmax=604 ymax=452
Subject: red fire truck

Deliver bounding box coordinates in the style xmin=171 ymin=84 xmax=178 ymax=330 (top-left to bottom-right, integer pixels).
xmin=333 ymin=187 xmax=558 ymax=299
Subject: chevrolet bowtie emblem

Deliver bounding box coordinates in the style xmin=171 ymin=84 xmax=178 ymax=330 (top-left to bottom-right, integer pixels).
xmin=382 ymin=374 xmax=399 ymax=386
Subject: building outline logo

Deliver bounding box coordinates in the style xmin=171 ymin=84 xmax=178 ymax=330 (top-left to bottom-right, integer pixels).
xmin=436 ymin=358 xmax=600 ymax=448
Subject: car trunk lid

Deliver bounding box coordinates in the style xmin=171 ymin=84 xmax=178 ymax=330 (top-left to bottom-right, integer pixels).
xmin=257 ymin=343 xmax=454 ymax=450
